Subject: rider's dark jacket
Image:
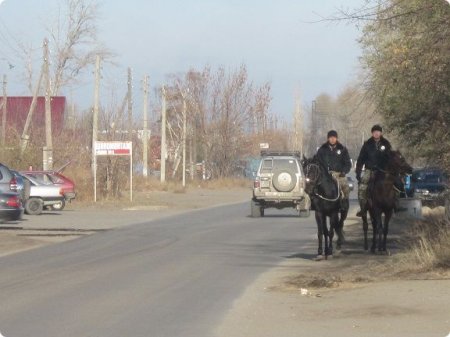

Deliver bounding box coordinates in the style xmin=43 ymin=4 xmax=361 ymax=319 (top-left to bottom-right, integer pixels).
xmin=316 ymin=142 xmax=352 ymax=174
xmin=356 ymin=136 xmax=392 ymax=175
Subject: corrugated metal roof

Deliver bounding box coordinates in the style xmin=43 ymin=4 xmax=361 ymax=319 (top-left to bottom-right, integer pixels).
xmin=0 ymin=96 xmax=66 ymax=133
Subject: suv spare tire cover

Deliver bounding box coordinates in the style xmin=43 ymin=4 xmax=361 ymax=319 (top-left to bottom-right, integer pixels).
xmin=272 ymin=169 xmax=297 ymax=192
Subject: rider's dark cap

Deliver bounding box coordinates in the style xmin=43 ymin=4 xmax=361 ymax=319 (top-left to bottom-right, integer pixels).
xmin=371 ymin=124 xmax=383 ymax=133
xmin=327 ymin=130 xmax=338 ymax=138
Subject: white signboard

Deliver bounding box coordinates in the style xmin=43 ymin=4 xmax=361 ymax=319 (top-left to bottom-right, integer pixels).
xmin=94 ymin=141 xmax=132 ymax=156
xmin=93 ymin=141 xmax=133 ymax=202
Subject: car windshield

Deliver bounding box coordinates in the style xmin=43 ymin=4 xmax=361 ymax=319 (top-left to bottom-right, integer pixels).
xmin=260 ymin=158 xmax=298 ymax=174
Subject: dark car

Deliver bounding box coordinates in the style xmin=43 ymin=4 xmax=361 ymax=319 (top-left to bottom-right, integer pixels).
xmin=409 ymin=168 xmax=449 ymax=206
xmin=11 ymin=170 xmax=31 ymax=202
xmin=0 ymin=192 xmax=23 ymax=222
xmin=0 ymin=163 xmax=19 ymax=194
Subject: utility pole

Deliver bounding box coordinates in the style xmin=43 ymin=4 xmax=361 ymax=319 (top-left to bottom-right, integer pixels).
xmin=142 ymin=75 xmax=149 ymax=177
xmin=21 ymin=63 xmax=44 ymax=154
xmin=92 ymin=55 xmax=101 ymax=203
xmin=1 ymin=74 xmax=7 ymax=146
xmin=182 ymin=97 xmax=187 ymax=187
xmin=43 ymin=38 xmax=53 ymax=170
xmin=294 ymin=96 xmax=304 ymax=156
xmin=127 ymin=67 xmax=133 ymax=139
xmin=160 ymin=86 xmax=167 ymax=183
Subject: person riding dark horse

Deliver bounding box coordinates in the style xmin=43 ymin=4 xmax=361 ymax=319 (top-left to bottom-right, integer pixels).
xmin=302 ymin=130 xmax=351 ymax=259
xmin=355 ymin=124 xmax=393 ymax=217
xmin=316 ymin=130 xmax=352 ymax=228
xmin=302 ymin=155 xmax=341 ymax=259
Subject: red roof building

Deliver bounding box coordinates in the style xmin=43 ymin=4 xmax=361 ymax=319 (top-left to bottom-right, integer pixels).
xmin=0 ymin=96 xmax=66 ymax=134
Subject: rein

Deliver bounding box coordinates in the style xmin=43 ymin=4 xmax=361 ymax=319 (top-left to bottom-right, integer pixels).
xmin=306 ymin=163 xmax=341 ymax=202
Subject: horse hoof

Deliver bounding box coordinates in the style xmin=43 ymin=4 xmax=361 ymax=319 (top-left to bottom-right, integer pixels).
xmin=314 ymin=255 xmax=324 ymax=261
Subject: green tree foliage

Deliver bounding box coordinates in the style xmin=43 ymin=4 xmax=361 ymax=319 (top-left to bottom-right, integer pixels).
xmin=360 ymin=0 xmax=450 ymax=166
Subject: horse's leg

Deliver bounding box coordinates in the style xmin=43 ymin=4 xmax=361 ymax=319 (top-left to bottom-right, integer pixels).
xmin=329 ymin=212 xmax=339 ymax=256
xmin=383 ymin=209 xmax=393 ymax=252
xmin=362 ymin=210 xmax=369 ymax=251
xmin=369 ymin=209 xmax=377 ymax=253
xmin=323 ymin=216 xmax=330 ymax=259
xmin=315 ymin=211 xmax=324 ymax=258
xmin=337 ymin=202 xmax=348 ymax=249
xmin=375 ymin=210 xmax=384 ymax=252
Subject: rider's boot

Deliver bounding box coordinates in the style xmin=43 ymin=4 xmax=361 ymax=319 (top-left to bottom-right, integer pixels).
xmin=356 ymin=198 xmax=366 ymax=217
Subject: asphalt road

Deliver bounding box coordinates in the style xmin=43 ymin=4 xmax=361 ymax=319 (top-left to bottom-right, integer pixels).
xmin=0 ymin=202 xmax=317 ymax=337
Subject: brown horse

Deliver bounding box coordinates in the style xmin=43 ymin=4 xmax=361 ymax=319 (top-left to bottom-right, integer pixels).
xmin=361 ymin=150 xmax=412 ymax=253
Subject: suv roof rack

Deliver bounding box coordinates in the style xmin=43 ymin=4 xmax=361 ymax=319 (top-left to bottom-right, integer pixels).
xmin=261 ymin=150 xmax=302 ymax=158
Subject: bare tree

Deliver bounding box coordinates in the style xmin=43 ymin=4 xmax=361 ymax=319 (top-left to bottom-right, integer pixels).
xmin=164 ymin=65 xmax=274 ymax=178
xmin=47 ymin=0 xmax=112 ymax=95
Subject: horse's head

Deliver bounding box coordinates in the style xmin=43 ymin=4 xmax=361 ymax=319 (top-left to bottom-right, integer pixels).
xmin=302 ymin=155 xmax=321 ymax=194
xmin=387 ymin=150 xmax=413 ymax=176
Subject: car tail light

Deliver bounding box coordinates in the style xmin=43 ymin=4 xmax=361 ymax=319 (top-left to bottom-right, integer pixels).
xmin=6 ymin=196 xmax=21 ymax=208
xmin=254 ymin=177 xmax=260 ymax=189
xmin=59 ymin=188 xmax=65 ymax=196
xmin=10 ymin=177 xmax=18 ymax=191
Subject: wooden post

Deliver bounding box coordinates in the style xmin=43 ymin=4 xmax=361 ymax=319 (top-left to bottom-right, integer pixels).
xmin=127 ymin=67 xmax=133 ymax=139
xmin=182 ymin=98 xmax=187 ymax=187
xmin=43 ymin=38 xmax=53 ymax=170
xmin=21 ymin=66 xmax=44 ymax=154
xmin=160 ymin=86 xmax=167 ymax=183
xmin=1 ymin=74 xmax=6 ymax=146
xmin=143 ymin=75 xmax=149 ymax=177
xmin=92 ymin=55 xmax=101 ymax=201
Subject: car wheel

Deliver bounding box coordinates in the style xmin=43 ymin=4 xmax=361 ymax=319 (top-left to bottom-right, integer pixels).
xmin=251 ymin=200 xmax=261 ymax=218
xmin=25 ymin=197 xmax=43 ymax=215
xmin=51 ymin=199 xmax=66 ymax=211
xmin=272 ymin=169 xmax=297 ymax=192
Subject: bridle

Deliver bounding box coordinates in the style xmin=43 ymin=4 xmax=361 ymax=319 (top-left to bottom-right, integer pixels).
xmin=305 ymin=162 xmax=341 ymax=202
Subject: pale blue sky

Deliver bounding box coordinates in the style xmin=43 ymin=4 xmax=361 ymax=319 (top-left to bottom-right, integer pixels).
xmin=0 ymin=0 xmax=364 ymax=121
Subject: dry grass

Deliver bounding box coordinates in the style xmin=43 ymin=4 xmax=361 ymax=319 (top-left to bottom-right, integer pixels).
xmin=373 ymin=218 xmax=450 ymax=277
xmin=405 ymin=220 xmax=450 ymax=270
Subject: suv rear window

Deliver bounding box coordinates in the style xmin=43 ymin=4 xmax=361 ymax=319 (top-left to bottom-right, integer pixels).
xmin=260 ymin=158 xmax=299 ymax=174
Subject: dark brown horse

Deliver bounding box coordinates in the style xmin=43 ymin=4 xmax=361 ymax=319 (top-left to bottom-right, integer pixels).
xmin=302 ymin=156 xmax=345 ymax=259
xmin=361 ymin=150 xmax=412 ymax=253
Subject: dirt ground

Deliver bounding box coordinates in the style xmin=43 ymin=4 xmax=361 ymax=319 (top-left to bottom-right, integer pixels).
xmin=216 ymin=208 xmax=450 ymax=337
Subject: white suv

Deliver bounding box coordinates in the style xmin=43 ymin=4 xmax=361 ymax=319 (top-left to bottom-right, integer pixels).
xmin=251 ymin=151 xmax=310 ymax=217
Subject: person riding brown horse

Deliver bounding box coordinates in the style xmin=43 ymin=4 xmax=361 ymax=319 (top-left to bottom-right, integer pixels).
xmin=365 ymin=150 xmax=412 ymax=252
